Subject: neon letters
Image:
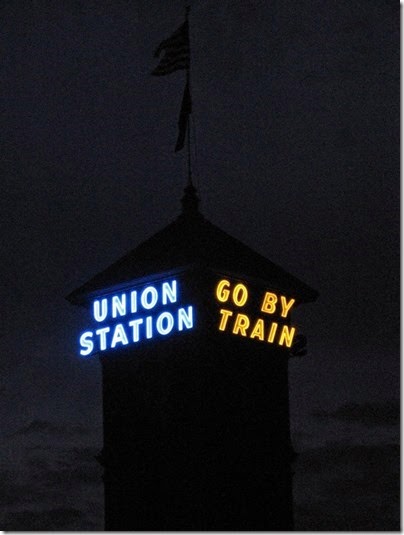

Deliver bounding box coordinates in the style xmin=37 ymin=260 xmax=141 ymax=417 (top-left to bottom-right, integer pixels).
xmin=77 ymin=275 xmax=297 ymax=357
xmin=79 ymin=279 xmax=194 ymax=357
xmin=214 ymin=279 xmax=297 ymax=348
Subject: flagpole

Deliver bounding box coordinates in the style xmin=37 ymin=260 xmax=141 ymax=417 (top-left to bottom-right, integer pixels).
xmin=181 ymin=4 xmax=199 ymax=216
xmin=151 ymin=5 xmax=196 ymax=201
xmin=185 ymin=6 xmax=193 ymax=188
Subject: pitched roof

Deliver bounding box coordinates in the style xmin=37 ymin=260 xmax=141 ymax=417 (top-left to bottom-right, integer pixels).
xmin=66 ymin=186 xmax=318 ymax=305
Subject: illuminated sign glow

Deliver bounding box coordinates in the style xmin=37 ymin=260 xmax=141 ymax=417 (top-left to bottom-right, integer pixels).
xmin=214 ymin=279 xmax=297 ymax=348
xmin=79 ymin=279 xmax=194 ymax=357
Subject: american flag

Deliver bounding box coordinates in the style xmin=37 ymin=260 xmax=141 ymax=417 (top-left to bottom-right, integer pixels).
xmin=151 ymin=21 xmax=189 ymax=76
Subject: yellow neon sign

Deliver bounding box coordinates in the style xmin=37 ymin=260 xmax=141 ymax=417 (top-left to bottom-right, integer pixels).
xmin=215 ymin=279 xmax=297 ymax=349
xmin=216 ymin=279 xmax=248 ymax=306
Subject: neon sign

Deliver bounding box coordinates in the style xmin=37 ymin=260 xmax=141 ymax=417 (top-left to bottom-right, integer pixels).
xmin=79 ymin=279 xmax=194 ymax=357
xmin=214 ymin=279 xmax=297 ymax=348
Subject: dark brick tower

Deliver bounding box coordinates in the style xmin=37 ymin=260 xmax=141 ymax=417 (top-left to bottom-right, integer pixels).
xmin=67 ymin=185 xmax=317 ymax=530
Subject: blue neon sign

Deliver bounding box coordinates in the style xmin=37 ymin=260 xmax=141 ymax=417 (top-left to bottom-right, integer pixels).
xmin=79 ymin=279 xmax=194 ymax=357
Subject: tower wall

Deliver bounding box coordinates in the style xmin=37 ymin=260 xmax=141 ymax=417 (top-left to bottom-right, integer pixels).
xmin=99 ymin=269 xmax=295 ymax=530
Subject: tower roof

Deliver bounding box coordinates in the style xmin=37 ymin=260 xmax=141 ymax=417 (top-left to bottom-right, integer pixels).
xmin=67 ymin=188 xmax=318 ymax=306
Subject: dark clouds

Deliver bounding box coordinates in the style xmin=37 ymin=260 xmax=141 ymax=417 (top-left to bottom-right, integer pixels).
xmin=2 ymin=508 xmax=86 ymax=531
xmin=1 ymin=407 xmax=398 ymax=531
xmin=294 ymin=443 xmax=399 ymax=530
xmin=0 ymin=420 xmax=103 ymax=530
xmin=10 ymin=419 xmax=92 ymax=438
xmin=314 ymin=399 xmax=399 ymax=427
xmin=292 ymin=400 xmax=399 ymax=529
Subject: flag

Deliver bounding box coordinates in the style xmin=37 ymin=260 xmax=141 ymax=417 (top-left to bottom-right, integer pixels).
xmin=151 ymin=21 xmax=189 ymax=76
xmin=152 ymin=17 xmax=192 ymax=152
xmin=175 ymin=80 xmax=192 ymax=152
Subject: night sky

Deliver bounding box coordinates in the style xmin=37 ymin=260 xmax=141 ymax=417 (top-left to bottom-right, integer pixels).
xmin=0 ymin=0 xmax=399 ymax=530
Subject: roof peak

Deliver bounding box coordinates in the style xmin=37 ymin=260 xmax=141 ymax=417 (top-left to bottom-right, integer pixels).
xmin=181 ymin=183 xmax=200 ymax=217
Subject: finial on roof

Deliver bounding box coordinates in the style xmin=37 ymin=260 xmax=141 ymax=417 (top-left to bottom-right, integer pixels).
xmin=181 ymin=183 xmax=200 ymax=216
